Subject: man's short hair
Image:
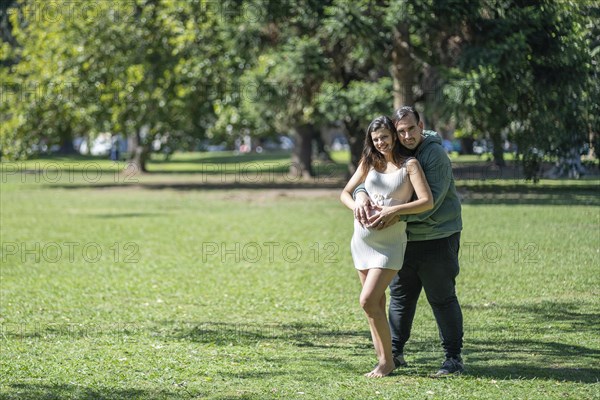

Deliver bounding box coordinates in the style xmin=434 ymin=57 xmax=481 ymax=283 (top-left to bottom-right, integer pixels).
xmin=393 ymin=106 xmax=420 ymax=125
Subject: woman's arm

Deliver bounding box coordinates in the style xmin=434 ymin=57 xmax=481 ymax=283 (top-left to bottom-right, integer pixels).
xmin=368 ymin=159 xmax=433 ymax=227
xmin=340 ymin=162 xmax=368 ymax=218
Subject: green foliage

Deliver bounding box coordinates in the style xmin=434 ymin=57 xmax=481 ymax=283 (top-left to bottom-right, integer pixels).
xmin=317 ymin=78 xmax=393 ymax=131
xmin=1 ymin=0 xmax=597 ymax=177
xmin=242 ymin=35 xmax=329 ymax=134
xmin=443 ymin=0 xmax=597 ymax=178
xmin=1 ymin=0 xmax=89 ymax=158
xmin=0 ymin=0 xmax=250 ymax=161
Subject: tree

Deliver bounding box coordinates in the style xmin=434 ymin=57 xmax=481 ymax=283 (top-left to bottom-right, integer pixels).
xmin=443 ymin=0 xmax=597 ymax=178
xmin=315 ymin=0 xmax=474 ymax=172
xmin=68 ymin=0 xmax=240 ymax=172
xmin=238 ymin=1 xmax=412 ymax=176
xmin=241 ymin=35 xmax=329 ymax=178
xmin=3 ymin=0 xmax=596 ymax=181
xmin=1 ymin=0 xmax=93 ymax=159
xmin=1 ymin=0 xmax=246 ymax=171
xmin=231 ymin=1 xmax=334 ymax=178
xmin=317 ymin=79 xmax=394 ymax=175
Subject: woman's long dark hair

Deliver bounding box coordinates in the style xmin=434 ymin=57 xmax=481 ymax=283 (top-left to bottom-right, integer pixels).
xmin=360 ymin=115 xmax=412 ymax=175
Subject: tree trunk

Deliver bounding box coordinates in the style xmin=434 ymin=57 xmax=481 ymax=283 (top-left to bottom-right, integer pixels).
xmin=130 ymin=146 xmax=149 ymax=173
xmin=460 ymin=137 xmax=474 ymax=155
xmin=57 ymin=128 xmax=76 ymax=154
xmin=490 ymin=131 xmax=506 ymax=167
xmin=345 ymin=119 xmax=363 ymax=179
xmin=390 ymin=26 xmax=416 ymax=109
xmin=290 ymin=124 xmax=314 ymax=179
xmin=128 ymin=129 xmax=149 ymax=173
xmin=314 ymin=129 xmax=333 ymax=161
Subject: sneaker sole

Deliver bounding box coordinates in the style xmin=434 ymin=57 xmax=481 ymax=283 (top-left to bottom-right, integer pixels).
xmin=430 ymin=370 xmax=463 ymax=378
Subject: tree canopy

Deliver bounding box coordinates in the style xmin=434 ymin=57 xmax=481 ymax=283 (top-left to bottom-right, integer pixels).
xmin=1 ymin=0 xmax=597 ymax=179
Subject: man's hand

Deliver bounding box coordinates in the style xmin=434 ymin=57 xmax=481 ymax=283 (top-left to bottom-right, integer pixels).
xmin=354 ymin=192 xmax=374 ymax=227
xmin=367 ymin=205 xmax=400 ymax=230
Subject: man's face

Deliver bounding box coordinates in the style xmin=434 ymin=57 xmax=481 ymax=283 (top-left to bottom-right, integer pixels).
xmin=395 ymin=114 xmax=424 ymax=150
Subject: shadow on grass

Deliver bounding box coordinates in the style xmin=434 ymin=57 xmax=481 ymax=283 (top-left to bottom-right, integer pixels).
xmin=2 ymin=383 xmax=188 ymax=400
xmin=150 ymin=151 xmax=293 ymax=165
xmin=461 ymin=193 xmax=599 ymax=206
xmin=46 ymin=181 xmax=345 ymax=191
xmin=452 ymin=162 xmax=600 ymax=181
xmin=402 ymin=342 xmax=599 ymax=382
xmin=3 ymin=316 xmax=597 ymax=385
xmin=160 ymin=300 xmax=599 ymax=383
xmin=219 ymin=370 xmax=289 ymax=380
xmin=145 ymin=164 xmax=349 ymax=176
xmin=16 ymin=154 xmax=596 ymax=205
xmin=169 ymin=321 xmax=369 ymax=348
xmin=164 ymin=313 xmax=600 ymax=383
xmin=460 ymin=300 xmax=600 ymax=382
xmin=40 ymin=178 xmax=600 ymax=206
xmin=87 ymin=212 xmax=166 ymax=218
xmin=458 ymin=183 xmax=600 ymax=206
xmin=219 ymin=354 xmax=363 ymax=382
xmin=516 ymin=301 xmax=600 ymax=332
xmin=464 ymin=339 xmax=600 ymax=383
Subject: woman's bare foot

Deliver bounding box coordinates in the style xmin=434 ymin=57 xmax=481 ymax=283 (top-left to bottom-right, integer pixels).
xmin=364 ymin=362 xmax=396 ymax=378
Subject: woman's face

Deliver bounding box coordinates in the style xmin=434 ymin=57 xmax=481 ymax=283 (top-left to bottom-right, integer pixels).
xmin=371 ymin=128 xmax=395 ymax=156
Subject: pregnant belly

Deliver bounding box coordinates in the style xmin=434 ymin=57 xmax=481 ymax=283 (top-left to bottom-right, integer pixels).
xmin=352 ymin=219 xmax=408 ymax=255
xmin=354 ymin=218 xmax=407 ymax=238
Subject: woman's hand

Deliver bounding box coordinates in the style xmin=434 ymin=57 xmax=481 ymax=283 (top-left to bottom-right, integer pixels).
xmin=354 ymin=192 xmax=374 ymax=227
xmin=367 ymin=205 xmax=399 ymax=230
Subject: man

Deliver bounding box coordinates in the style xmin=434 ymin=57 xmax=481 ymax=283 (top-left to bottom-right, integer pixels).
xmin=354 ymin=106 xmax=464 ymax=377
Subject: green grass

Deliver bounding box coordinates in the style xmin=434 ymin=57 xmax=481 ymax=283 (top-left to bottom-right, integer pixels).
xmin=1 ymin=156 xmax=599 ymax=399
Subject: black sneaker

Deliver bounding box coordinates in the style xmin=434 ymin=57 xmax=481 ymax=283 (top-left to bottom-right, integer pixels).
xmin=393 ymin=354 xmax=408 ymax=368
xmin=432 ymin=357 xmax=464 ymax=377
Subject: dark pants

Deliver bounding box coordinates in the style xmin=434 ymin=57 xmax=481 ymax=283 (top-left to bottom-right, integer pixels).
xmin=388 ymin=232 xmax=463 ymax=359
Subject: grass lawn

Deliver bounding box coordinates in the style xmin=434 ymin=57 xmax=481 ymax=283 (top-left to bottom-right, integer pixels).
xmin=1 ymin=154 xmax=599 ymax=399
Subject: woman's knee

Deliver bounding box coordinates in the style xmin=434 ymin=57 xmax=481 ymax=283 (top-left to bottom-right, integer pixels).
xmin=360 ymin=294 xmax=385 ymax=317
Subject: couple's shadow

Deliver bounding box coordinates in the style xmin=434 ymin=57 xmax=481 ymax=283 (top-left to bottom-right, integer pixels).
xmin=404 ymin=339 xmax=599 ymax=383
xmin=403 ymin=300 xmax=599 ymax=383
xmin=175 ymin=318 xmax=599 ymax=383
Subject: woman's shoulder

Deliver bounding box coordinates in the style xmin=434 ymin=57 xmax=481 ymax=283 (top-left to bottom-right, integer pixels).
xmin=402 ymin=157 xmax=422 ymax=175
xmin=403 ymin=157 xmax=419 ymax=166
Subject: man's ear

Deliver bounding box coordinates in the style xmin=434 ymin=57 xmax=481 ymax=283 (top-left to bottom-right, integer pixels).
xmin=418 ymin=120 xmax=424 ymax=129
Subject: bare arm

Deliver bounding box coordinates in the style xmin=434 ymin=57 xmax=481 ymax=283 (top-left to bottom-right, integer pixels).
xmin=340 ymin=163 xmax=370 ymax=225
xmin=405 ymin=142 xmax=452 ymax=222
xmin=353 ymin=191 xmax=373 ymax=227
xmin=368 ymin=159 xmax=433 ymax=228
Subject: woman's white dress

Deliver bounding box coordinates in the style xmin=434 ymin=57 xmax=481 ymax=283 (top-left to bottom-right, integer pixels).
xmin=351 ymin=164 xmax=414 ymax=270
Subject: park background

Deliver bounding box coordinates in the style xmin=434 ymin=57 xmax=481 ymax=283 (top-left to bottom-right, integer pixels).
xmin=0 ymin=1 xmax=599 ymax=399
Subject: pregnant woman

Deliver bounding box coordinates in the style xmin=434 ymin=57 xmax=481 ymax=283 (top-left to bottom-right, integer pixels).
xmin=340 ymin=115 xmax=433 ymax=377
